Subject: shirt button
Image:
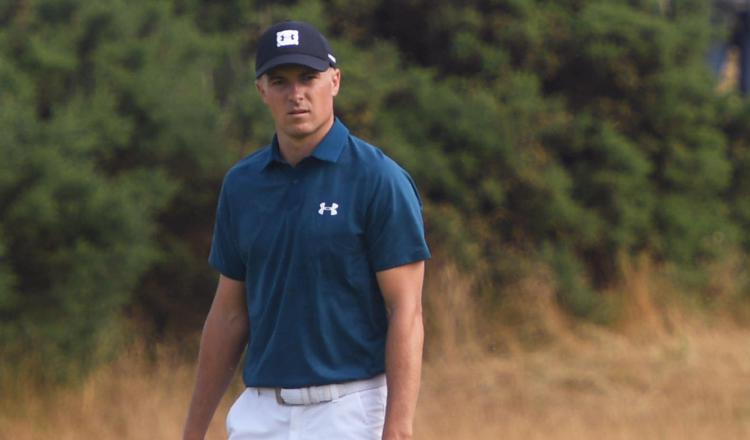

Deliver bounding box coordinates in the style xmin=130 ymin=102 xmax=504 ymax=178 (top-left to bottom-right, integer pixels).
xmin=292 ymin=179 xmax=299 ymax=184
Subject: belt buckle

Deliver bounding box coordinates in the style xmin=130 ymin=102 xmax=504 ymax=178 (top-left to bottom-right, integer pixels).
xmin=275 ymin=388 xmax=306 ymax=406
xmin=274 ymin=388 xmax=287 ymax=405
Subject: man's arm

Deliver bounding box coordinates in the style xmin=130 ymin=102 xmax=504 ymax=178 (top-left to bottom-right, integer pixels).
xmin=377 ymin=260 xmax=426 ymax=440
xmin=183 ymin=275 xmax=249 ymax=440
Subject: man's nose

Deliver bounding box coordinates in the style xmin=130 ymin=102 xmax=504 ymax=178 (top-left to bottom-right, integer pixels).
xmin=288 ymin=81 xmax=304 ymax=101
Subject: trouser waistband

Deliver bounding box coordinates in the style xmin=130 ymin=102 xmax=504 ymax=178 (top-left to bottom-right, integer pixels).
xmin=253 ymin=374 xmax=386 ymax=406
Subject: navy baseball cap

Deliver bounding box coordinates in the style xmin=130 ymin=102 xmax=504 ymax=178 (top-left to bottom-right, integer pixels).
xmin=255 ymin=21 xmax=337 ymax=79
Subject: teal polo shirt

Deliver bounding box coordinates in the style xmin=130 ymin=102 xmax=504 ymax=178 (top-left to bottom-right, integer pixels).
xmin=209 ymin=118 xmax=430 ymax=388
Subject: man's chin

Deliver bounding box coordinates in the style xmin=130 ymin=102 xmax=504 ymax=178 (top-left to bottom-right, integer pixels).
xmin=284 ymin=125 xmax=315 ymax=139
xmin=280 ymin=116 xmax=332 ymax=141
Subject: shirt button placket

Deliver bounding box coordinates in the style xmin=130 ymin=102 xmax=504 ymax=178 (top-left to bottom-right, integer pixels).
xmin=286 ymin=167 xmax=305 ymax=210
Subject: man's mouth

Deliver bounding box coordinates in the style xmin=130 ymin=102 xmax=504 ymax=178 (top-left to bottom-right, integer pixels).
xmin=288 ymin=109 xmax=308 ymax=115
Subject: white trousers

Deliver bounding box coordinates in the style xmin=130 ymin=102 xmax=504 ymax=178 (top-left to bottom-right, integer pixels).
xmin=226 ymin=382 xmax=387 ymax=439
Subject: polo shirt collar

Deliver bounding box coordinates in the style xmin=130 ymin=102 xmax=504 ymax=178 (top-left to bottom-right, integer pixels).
xmin=263 ymin=118 xmax=349 ymax=169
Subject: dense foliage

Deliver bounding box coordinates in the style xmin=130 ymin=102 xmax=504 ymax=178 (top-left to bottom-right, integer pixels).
xmin=2 ymin=0 xmax=750 ymax=381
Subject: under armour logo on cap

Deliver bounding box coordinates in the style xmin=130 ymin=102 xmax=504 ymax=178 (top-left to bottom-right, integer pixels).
xmin=255 ymin=21 xmax=337 ymax=78
xmin=318 ymin=202 xmax=338 ymax=216
xmin=276 ymin=30 xmax=299 ymax=47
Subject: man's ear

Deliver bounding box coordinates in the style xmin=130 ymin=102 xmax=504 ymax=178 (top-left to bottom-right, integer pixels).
xmin=331 ymin=68 xmax=341 ymax=97
xmin=255 ymin=78 xmax=268 ymax=103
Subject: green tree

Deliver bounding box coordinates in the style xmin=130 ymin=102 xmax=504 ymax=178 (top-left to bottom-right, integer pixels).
xmin=0 ymin=0 xmax=230 ymax=381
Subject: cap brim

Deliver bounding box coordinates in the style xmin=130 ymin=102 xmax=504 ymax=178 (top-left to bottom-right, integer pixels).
xmin=256 ymin=54 xmax=330 ymax=78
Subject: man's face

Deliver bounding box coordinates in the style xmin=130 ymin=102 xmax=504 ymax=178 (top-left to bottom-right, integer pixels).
xmin=256 ymin=65 xmax=341 ymax=142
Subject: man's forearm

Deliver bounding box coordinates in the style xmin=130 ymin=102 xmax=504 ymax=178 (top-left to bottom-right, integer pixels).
xmin=383 ymin=305 xmax=424 ymax=440
xmin=183 ymin=309 xmax=247 ymax=440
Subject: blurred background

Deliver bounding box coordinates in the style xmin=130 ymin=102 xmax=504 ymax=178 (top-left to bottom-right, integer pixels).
xmin=2 ymin=0 xmax=750 ymax=438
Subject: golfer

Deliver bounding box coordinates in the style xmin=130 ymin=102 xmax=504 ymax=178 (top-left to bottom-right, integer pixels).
xmin=183 ymin=20 xmax=430 ymax=440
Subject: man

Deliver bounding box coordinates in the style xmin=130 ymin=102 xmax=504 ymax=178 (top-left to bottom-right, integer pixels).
xmin=709 ymin=0 xmax=750 ymax=94
xmin=183 ymin=20 xmax=430 ymax=440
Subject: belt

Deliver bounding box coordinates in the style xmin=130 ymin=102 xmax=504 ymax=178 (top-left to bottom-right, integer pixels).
xmin=255 ymin=374 xmax=386 ymax=406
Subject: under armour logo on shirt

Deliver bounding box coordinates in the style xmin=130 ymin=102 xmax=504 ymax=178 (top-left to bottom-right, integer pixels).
xmin=318 ymin=202 xmax=338 ymax=216
xmin=276 ymin=30 xmax=299 ymax=47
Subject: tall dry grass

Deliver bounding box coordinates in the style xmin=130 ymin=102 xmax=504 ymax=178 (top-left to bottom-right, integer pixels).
xmin=0 ymin=344 xmax=240 ymax=440
xmin=3 ymin=258 xmax=750 ymax=439
xmin=417 ymin=257 xmax=750 ymax=439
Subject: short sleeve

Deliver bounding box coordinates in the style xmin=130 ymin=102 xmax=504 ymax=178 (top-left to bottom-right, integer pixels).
xmin=208 ymin=180 xmax=246 ymax=280
xmin=365 ymin=165 xmax=431 ymax=272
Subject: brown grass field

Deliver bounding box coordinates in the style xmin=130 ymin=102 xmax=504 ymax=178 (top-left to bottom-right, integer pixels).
xmin=2 ymin=262 xmax=750 ymax=439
